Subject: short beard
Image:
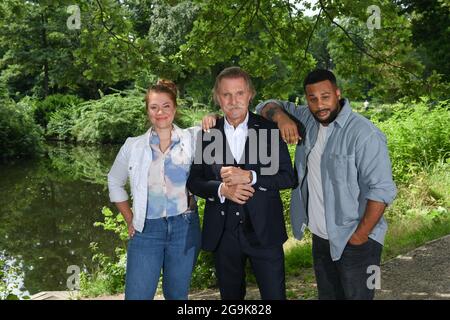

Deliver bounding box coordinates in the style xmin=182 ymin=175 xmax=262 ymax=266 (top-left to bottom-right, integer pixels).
xmin=313 ymin=103 xmax=342 ymax=124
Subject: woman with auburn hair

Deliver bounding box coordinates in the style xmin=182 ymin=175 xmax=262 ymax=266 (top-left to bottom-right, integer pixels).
xmin=107 ymin=80 xmax=201 ymax=300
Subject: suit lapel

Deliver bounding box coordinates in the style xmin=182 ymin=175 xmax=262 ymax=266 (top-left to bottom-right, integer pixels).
xmin=209 ymin=117 xmax=227 ymax=176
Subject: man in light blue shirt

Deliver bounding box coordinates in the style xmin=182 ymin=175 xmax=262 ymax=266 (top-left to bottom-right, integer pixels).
xmin=256 ymin=69 xmax=397 ymax=300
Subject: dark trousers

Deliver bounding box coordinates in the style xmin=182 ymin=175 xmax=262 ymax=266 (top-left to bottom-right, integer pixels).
xmin=312 ymin=234 xmax=383 ymax=300
xmin=213 ymin=225 xmax=286 ymax=300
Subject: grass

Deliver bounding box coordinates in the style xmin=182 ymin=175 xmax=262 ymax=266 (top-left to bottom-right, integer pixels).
xmin=382 ymin=161 xmax=450 ymax=260
xmin=282 ymin=161 xmax=450 ymax=299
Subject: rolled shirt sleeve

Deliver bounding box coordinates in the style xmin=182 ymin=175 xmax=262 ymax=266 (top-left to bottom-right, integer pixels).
xmin=356 ymin=130 xmax=397 ymax=205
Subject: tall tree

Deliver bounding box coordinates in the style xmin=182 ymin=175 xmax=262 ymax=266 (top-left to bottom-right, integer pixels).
xmin=179 ymin=0 xmax=316 ymax=100
xmin=0 ymin=0 xmax=163 ymax=99
xmin=398 ymin=0 xmax=450 ymax=81
xmin=0 ymin=0 xmax=78 ymax=98
xmin=146 ymin=0 xmax=201 ymax=97
xmin=179 ymin=0 xmax=440 ymax=101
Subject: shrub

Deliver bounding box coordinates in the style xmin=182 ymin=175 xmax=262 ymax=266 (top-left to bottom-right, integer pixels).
xmin=175 ymin=100 xmax=215 ymax=128
xmin=376 ymin=98 xmax=450 ymax=182
xmin=79 ymin=207 xmax=127 ymax=297
xmin=57 ymin=92 xmax=215 ymax=144
xmin=46 ymin=106 xmax=79 ymax=141
xmin=33 ymin=94 xmax=83 ymax=129
xmin=71 ymin=91 xmax=147 ymax=144
xmin=0 ymin=252 xmax=30 ymax=300
xmin=0 ymin=98 xmax=44 ymax=160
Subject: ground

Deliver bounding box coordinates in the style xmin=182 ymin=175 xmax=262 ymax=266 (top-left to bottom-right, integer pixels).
xmin=30 ymin=234 xmax=450 ymax=300
xmin=375 ymin=234 xmax=450 ymax=300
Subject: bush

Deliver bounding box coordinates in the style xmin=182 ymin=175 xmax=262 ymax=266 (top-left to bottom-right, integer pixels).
xmin=382 ymin=161 xmax=450 ymax=259
xmin=353 ymin=101 xmax=398 ymax=122
xmin=79 ymin=207 xmax=127 ymax=297
xmin=48 ymin=91 xmax=215 ymax=144
xmin=71 ymin=91 xmax=148 ymax=144
xmin=175 ymin=100 xmax=215 ymax=128
xmin=33 ymin=94 xmax=83 ymax=129
xmin=190 ymin=198 xmax=217 ymax=289
xmin=46 ymin=106 xmax=79 ymax=141
xmin=81 ymin=200 xmax=218 ymax=296
xmin=0 ymin=98 xmax=44 ymax=160
xmin=376 ymin=98 xmax=450 ymax=182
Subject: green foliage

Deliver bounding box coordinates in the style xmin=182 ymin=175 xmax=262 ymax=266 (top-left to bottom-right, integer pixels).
xmin=400 ymin=0 xmax=450 ymax=82
xmin=284 ymin=240 xmax=313 ymax=275
xmin=190 ymin=251 xmax=217 ymax=289
xmin=71 ymin=91 xmax=148 ymax=144
xmin=73 ymin=0 xmax=160 ymax=90
xmin=79 ymin=207 xmax=127 ymax=297
xmin=33 ymin=94 xmax=83 ymax=129
xmin=147 ymin=0 xmax=200 ymax=83
xmin=0 ymin=0 xmax=76 ymax=98
xmin=382 ymin=161 xmax=450 ymax=260
xmin=325 ymin=1 xmax=427 ymax=102
xmin=0 ymin=98 xmax=44 ymax=160
xmin=180 ymin=0 xmax=315 ymax=100
xmin=0 ymin=0 xmax=448 ymax=104
xmin=376 ymin=98 xmax=450 ymax=182
xmin=47 ymin=91 xmax=215 ymax=144
xmin=190 ymin=198 xmax=216 ymax=289
xmin=79 ymin=244 xmax=127 ymax=297
xmin=46 ymin=106 xmax=79 ymax=141
xmin=175 ymin=101 xmax=215 ymax=128
xmin=353 ymin=101 xmax=398 ymax=122
xmin=94 ymin=207 xmax=129 ymax=242
xmin=47 ymin=143 xmax=118 ymax=185
xmin=0 ymin=0 xmax=163 ymax=99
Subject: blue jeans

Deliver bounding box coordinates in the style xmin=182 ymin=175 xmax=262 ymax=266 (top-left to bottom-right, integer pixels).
xmin=125 ymin=210 xmax=201 ymax=300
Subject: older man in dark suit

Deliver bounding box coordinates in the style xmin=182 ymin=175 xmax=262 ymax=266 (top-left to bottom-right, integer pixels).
xmin=187 ymin=67 xmax=296 ymax=300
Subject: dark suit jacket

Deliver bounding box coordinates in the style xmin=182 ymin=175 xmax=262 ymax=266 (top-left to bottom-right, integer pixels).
xmin=187 ymin=111 xmax=296 ymax=251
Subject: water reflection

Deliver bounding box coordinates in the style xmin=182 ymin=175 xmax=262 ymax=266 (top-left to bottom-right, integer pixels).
xmin=0 ymin=251 xmax=30 ymax=299
xmin=0 ymin=143 xmax=123 ymax=296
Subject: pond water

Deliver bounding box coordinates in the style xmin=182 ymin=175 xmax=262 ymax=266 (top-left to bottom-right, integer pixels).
xmin=0 ymin=143 xmax=124 ymax=296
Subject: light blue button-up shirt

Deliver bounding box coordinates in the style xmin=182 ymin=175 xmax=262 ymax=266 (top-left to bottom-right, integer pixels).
xmin=256 ymin=99 xmax=397 ymax=261
xmin=146 ymin=128 xmax=191 ymax=219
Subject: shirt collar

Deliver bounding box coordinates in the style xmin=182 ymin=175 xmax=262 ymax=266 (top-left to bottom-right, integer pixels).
xmin=149 ymin=125 xmax=180 ymax=145
xmin=224 ymin=112 xmax=249 ymax=131
xmin=333 ymin=98 xmax=352 ymax=128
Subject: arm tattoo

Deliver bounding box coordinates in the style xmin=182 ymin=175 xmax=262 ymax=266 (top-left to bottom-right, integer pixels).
xmin=265 ymin=104 xmax=284 ymax=121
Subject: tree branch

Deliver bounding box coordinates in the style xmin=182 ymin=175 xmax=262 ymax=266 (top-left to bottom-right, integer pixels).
xmin=318 ymin=0 xmax=422 ymax=80
xmin=257 ymin=9 xmax=288 ymax=53
xmin=304 ymin=8 xmax=322 ymax=60
xmin=95 ymin=0 xmax=140 ymax=52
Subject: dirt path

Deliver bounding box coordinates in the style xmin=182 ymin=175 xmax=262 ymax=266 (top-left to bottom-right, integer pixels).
xmin=31 ymin=234 xmax=450 ymax=300
xmin=375 ymin=234 xmax=450 ymax=300
xmin=83 ymin=268 xmax=317 ymax=300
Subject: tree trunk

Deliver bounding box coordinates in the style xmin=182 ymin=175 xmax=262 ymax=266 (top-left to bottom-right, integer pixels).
xmin=41 ymin=13 xmax=49 ymax=98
